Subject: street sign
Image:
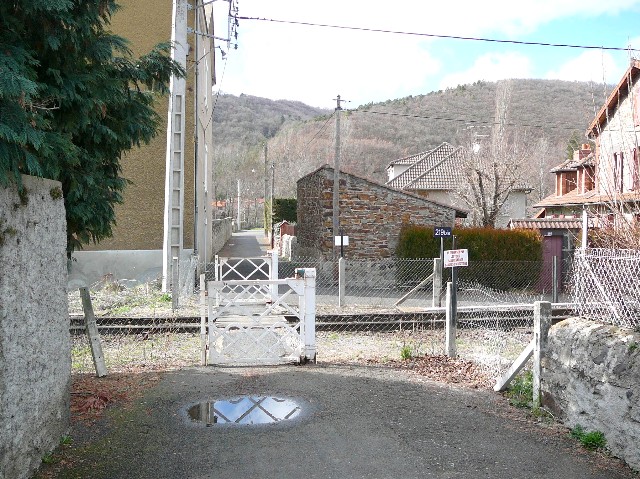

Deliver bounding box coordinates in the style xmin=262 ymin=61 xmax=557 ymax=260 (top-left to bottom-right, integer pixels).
xmin=334 ymin=235 xmax=349 ymax=246
xmin=444 ymin=249 xmax=468 ymax=268
xmin=434 ymin=226 xmax=452 ymax=238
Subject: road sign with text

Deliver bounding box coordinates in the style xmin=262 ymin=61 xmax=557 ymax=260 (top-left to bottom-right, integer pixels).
xmin=444 ymin=249 xmax=468 ymax=268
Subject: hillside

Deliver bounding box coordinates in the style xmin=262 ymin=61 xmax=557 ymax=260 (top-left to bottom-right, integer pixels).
xmin=211 ymin=79 xmax=608 ymax=203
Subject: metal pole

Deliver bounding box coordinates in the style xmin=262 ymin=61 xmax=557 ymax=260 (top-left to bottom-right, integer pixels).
xmin=333 ymin=95 xmax=342 ymax=255
xmin=451 ymin=235 xmax=457 ymax=316
xmin=552 ymin=255 xmax=558 ymax=303
xmin=237 ymin=178 xmax=241 ymax=231
xmin=264 ymin=143 xmax=268 ymax=237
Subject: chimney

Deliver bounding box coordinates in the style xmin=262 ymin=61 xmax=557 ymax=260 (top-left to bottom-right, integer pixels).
xmin=579 ymin=143 xmax=591 ymax=160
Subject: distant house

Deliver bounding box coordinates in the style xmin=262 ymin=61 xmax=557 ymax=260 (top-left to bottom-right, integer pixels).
xmin=386 ymin=142 xmax=529 ymax=228
xmin=296 ymin=165 xmax=466 ymax=259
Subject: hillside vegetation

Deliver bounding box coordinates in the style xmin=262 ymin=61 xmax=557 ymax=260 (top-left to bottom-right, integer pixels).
xmin=212 ymin=79 xmax=607 ymax=205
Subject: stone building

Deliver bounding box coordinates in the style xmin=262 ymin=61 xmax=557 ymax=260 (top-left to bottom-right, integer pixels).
xmin=296 ymin=165 xmax=465 ymax=259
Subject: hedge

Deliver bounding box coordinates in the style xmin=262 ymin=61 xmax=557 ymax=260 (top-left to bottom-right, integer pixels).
xmin=395 ymin=226 xmax=543 ymax=291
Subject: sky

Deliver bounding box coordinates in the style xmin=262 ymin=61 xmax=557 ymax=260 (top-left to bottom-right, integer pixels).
xmin=210 ymin=0 xmax=640 ymax=109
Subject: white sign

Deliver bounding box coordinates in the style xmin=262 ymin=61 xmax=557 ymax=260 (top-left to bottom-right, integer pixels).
xmin=334 ymin=235 xmax=349 ymax=246
xmin=444 ymin=249 xmax=468 ymax=268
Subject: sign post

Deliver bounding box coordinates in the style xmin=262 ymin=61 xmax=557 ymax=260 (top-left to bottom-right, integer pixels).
xmin=443 ymin=242 xmax=469 ymax=357
xmin=334 ymin=230 xmax=349 ymax=258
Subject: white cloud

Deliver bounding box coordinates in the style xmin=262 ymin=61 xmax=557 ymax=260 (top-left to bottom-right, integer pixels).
xmin=439 ymin=52 xmax=533 ymax=90
xmin=544 ymin=51 xmax=623 ymax=84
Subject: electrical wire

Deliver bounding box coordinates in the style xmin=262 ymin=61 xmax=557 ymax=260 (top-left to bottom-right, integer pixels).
xmin=303 ymin=111 xmax=335 ymax=150
xmin=236 ymin=16 xmax=637 ymax=52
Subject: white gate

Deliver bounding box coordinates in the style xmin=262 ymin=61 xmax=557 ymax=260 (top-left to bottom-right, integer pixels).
xmin=214 ymin=251 xmax=278 ymax=281
xmin=205 ymin=268 xmax=316 ymax=365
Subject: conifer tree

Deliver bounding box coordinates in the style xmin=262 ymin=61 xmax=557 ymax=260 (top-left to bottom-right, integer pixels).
xmin=0 ymin=0 xmax=184 ymax=253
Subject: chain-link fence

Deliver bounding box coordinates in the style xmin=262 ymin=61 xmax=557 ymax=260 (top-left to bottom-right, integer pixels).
xmin=69 ymin=256 xmax=556 ymax=380
xmin=570 ymin=248 xmax=640 ymax=329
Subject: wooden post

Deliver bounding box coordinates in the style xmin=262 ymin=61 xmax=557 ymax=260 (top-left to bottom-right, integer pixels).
xmin=533 ymin=301 xmax=552 ymax=408
xmin=445 ymin=282 xmax=456 ymax=357
xmin=79 ymin=287 xmax=107 ymax=377
xmin=338 ymin=257 xmax=345 ymax=308
xmin=432 ymin=257 xmax=442 ymax=308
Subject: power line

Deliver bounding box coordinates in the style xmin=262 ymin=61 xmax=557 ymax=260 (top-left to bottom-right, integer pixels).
xmin=236 ymin=16 xmax=637 ymax=52
xmin=303 ymin=111 xmax=335 ymax=150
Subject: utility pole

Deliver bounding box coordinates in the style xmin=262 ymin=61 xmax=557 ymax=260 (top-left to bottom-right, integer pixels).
xmin=333 ymin=95 xmax=344 ymax=253
xmin=264 ymin=143 xmax=269 ymax=237
xmin=237 ymin=179 xmax=241 ymax=231
xmin=270 ymin=160 xmax=275 ymax=248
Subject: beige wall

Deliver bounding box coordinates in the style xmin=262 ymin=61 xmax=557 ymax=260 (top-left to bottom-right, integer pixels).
xmin=86 ymin=0 xmax=195 ymax=251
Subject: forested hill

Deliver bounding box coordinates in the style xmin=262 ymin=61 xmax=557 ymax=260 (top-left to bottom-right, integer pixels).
xmin=211 ymin=79 xmax=608 ymax=201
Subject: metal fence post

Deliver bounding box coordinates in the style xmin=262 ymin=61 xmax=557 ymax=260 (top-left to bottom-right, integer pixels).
xmin=533 ymin=301 xmax=551 ymax=408
xmin=445 ymin=281 xmax=457 ymax=357
xmin=302 ymin=268 xmax=316 ymax=362
xmin=433 ymin=257 xmax=442 ymax=307
xmin=199 ymin=274 xmax=207 ymax=366
xmin=270 ymin=248 xmax=279 ymax=301
xmin=552 ymin=255 xmax=558 ymax=303
xmin=338 ymin=257 xmax=345 ymax=307
xmin=172 ymin=256 xmax=179 ymax=311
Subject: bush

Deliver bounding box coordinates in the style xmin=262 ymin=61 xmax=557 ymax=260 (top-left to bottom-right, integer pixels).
xmin=396 ymin=225 xmax=542 ymax=261
xmin=395 ymin=226 xmax=543 ymax=291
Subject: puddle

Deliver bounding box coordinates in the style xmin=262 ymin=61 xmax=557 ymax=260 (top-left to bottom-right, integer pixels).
xmin=187 ymin=396 xmax=303 ymax=426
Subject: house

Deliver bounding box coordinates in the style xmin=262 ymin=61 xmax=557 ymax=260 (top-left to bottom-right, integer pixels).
xmin=511 ymin=58 xmax=640 ymax=290
xmin=296 ymin=165 xmax=466 ymax=259
xmin=386 ymin=142 xmax=529 ymax=228
xmin=68 ymin=0 xmax=217 ymax=287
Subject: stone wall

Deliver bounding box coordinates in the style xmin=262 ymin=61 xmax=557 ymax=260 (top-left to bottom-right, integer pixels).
xmin=0 ymin=175 xmax=70 ymax=479
xmin=542 ymin=317 xmax=640 ymax=470
xmin=297 ymin=165 xmax=456 ymax=259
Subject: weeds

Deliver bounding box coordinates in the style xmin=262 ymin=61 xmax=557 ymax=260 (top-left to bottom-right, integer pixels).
xmin=400 ymin=344 xmax=413 ymax=360
xmin=506 ymin=371 xmax=533 ymax=408
xmin=628 ymin=341 xmax=638 ymax=353
xmin=570 ymin=425 xmax=607 ymax=451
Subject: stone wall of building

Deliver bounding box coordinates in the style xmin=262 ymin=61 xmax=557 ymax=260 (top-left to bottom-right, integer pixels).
xmin=297 ymin=166 xmax=456 ymax=259
xmin=0 ymin=175 xmax=70 ymax=479
xmin=542 ymin=317 xmax=640 ymax=470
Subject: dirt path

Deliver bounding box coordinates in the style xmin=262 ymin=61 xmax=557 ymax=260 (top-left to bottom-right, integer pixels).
xmin=37 ymin=363 xmax=634 ymax=479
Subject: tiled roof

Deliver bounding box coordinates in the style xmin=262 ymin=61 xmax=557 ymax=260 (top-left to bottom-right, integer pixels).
xmin=509 ymin=218 xmax=583 ymax=230
xmin=533 ymin=189 xmax=640 ymax=208
xmin=386 ymin=143 xmax=461 ymax=190
xmin=549 ymin=152 xmax=595 ymax=172
xmin=386 ymin=147 xmax=436 ymax=168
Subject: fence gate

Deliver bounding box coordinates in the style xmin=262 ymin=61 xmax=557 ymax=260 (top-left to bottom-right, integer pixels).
xmin=214 ymin=251 xmax=278 ymax=281
xmin=205 ymin=268 xmax=315 ymax=366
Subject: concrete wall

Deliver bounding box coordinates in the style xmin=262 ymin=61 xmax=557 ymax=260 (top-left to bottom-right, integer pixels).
xmin=211 ymin=218 xmax=233 ymax=257
xmin=543 ymin=317 xmax=640 ymax=470
xmin=0 ymin=175 xmax=70 ymax=479
xmin=297 ymin=166 xmax=456 ymax=259
xmin=68 ymin=248 xmax=194 ymax=289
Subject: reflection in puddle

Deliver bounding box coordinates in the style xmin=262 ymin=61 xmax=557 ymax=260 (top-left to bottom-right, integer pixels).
xmin=187 ymin=396 xmax=302 ymax=426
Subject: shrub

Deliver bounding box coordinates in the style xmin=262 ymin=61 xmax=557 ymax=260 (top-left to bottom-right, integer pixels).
xmin=273 ymin=198 xmax=297 ymax=223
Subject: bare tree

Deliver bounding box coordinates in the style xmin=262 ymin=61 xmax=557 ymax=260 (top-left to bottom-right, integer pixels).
xmin=456 ymin=81 xmax=533 ymax=227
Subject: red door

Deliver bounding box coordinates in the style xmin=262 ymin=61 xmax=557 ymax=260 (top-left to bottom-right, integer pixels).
xmin=539 ymin=235 xmax=562 ymax=294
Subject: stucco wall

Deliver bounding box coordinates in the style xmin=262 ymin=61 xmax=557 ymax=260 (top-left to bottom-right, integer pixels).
xmin=542 ymin=317 xmax=640 ymax=470
xmin=0 ymin=175 xmax=70 ymax=479
xmin=297 ymin=166 xmax=456 ymax=259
